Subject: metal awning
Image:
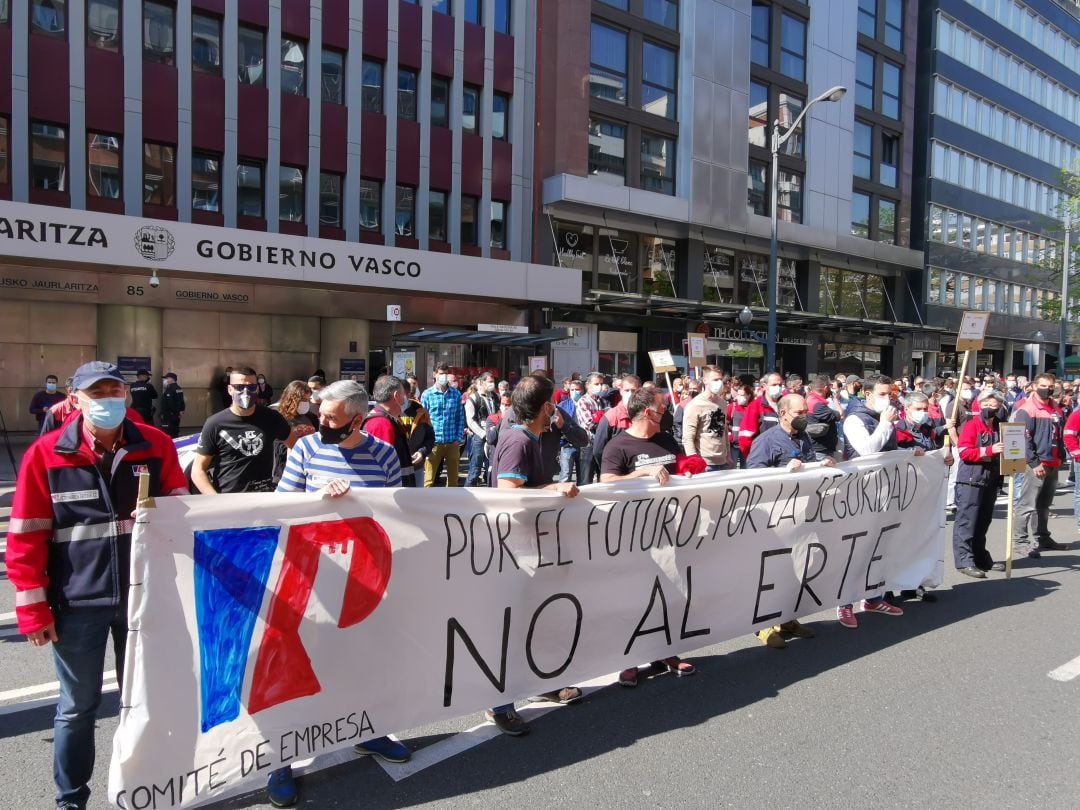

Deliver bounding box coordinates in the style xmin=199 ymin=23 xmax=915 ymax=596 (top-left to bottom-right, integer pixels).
xmin=393 ymin=327 xmax=570 ymax=347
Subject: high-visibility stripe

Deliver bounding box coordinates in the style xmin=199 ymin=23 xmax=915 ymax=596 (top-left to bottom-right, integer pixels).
xmin=8 ymin=517 xmax=53 ymax=534
xmin=53 ymin=519 xmax=135 ymax=544
xmin=15 ymin=588 xmax=47 ymax=606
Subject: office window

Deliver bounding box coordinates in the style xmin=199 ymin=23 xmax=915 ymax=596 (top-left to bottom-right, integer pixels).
xmin=851 ymin=192 xmax=870 ymax=238
xmin=643 ymin=0 xmax=678 ymax=29
xmin=587 ymin=117 xmax=626 ymax=185
xmin=599 ymin=0 xmax=629 ymax=9
xmin=238 ymin=26 xmax=265 ymax=86
xmin=493 ymin=93 xmax=509 ymax=140
xmin=359 ymin=179 xmax=381 ymax=231
xmin=142 ymin=142 xmax=175 ymax=205
xmin=881 ymin=61 xmax=901 ymax=119
xmin=143 ymin=1 xmax=174 ymax=64
xmin=281 ymin=38 xmax=306 ymax=96
xmin=590 ymin=22 xmax=627 ymax=104
xmin=429 ymin=190 xmax=447 ymax=242
xmin=463 ymin=85 xmax=480 ymax=134
xmin=432 ymin=76 xmax=450 ymax=128
xmin=395 ymin=186 xmax=415 ymax=236
xmin=398 ymin=68 xmax=418 ymax=121
xmin=31 ymin=0 xmax=65 ymax=37
xmin=749 ymin=82 xmax=768 ymax=148
xmin=491 ymin=201 xmax=507 ymax=249
xmin=433 ymin=0 xmax=451 ymax=14
xmin=878 ymin=199 xmax=896 ymax=244
xmin=778 ymin=92 xmax=803 ymax=157
xmin=640 ymin=132 xmax=675 ymax=195
xmin=853 ymin=120 xmax=872 ymax=179
xmin=857 ymin=0 xmax=875 ymax=38
xmin=192 ymin=14 xmax=221 ymax=75
xmin=856 ymin=49 xmax=874 ymax=109
xmin=0 ymin=117 xmax=7 ymax=185
xmin=777 ymin=169 xmax=802 ymax=223
xmin=320 ymin=173 xmax=342 ymax=227
xmin=880 ymin=132 xmax=898 ymax=187
xmin=461 ymin=195 xmax=479 ymax=245
xmin=87 ymin=0 xmax=120 ymax=51
xmin=237 ymin=161 xmax=263 ymax=217
xmin=87 ymin=133 xmax=121 ymax=198
xmin=884 ymin=0 xmax=902 ymax=50
xmin=279 ymin=167 xmax=304 ymax=222
xmin=322 ymin=50 xmax=344 ymax=104
xmin=641 ymin=41 xmax=676 ymax=119
xmin=751 ymin=3 xmax=769 ymax=66
xmin=465 ymin=0 xmax=481 ymax=24
xmin=0 ymin=0 xmax=6 ymax=23
xmin=362 ymin=60 xmax=384 ymax=113
xmin=748 ymin=160 xmax=766 ymax=215
xmin=191 ymin=152 xmax=220 ymax=211
xmin=494 ymin=0 xmax=510 ymax=34
xmin=31 ymin=123 xmax=67 ymax=191
xmin=779 ymin=14 xmax=806 ymax=81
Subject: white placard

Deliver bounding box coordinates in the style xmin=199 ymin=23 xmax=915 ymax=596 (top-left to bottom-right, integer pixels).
xmin=478 ymin=323 xmax=529 ymax=334
xmin=386 ymin=304 xmax=402 ymax=321
xmin=956 ymin=311 xmax=991 ymax=350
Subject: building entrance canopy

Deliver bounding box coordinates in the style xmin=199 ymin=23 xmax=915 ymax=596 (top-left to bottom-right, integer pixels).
xmin=394 ymin=327 xmax=570 ymax=347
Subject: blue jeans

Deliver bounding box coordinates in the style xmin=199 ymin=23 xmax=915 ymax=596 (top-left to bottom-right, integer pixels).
xmin=559 ymin=446 xmax=578 ymax=483
xmin=1074 ymin=470 xmax=1080 ymax=527
xmin=465 ymin=435 xmax=488 ymax=487
xmin=52 ymin=605 xmax=127 ymax=807
xmin=560 ymin=445 xmax=595 ymax=484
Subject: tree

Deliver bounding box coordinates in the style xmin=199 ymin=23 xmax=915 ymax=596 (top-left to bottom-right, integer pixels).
xmin=1033 ymin=157 xmax=1080 ymax=323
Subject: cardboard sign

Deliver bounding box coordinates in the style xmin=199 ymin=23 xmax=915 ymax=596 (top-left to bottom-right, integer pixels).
xmin=528 ymin=356 xmax=548 ymax=372
xmin=956 ymin=311 xmax=991 ymax=351
xmin=999 ymin=422 xmax=1028 ymax=475
xmin=648 ymin=349 xmax=678 ymax=374
xmin=687 ymin=334 xmax=707 ymax=368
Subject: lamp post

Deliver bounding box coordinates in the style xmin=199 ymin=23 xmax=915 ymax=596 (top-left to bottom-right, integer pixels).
xmin=738 ymin=306 xmax=753 ymax=328
xmin=1029 ymin=329 xmax=1046 ymax=382
xmin=767 ymin=84 xmax=847 ymax=374
xmin=1058 ymin=210 xmax=1072 ymax=377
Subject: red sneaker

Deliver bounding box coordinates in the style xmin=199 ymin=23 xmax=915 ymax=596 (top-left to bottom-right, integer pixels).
xmin=618 ymin=667 xmax=639 ymax=687
xmin=836 ymin=604 xmax=858 ymax=629
xmin=861 ymin=598 xmax=903 ymax=616
xmin=659 ymin=657 xmax=696 ymax=676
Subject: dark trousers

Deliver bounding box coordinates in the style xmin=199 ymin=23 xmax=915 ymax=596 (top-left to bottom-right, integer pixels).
xmin=465 ymin=435 xmax=488 ymax=487
xmin=953 ymin=482 xmax=997 ymax=570
xmin=1013 ymin=465 xmax=1059 ymax=547
xmin=162 ymin=416 xmax=180 ymax=438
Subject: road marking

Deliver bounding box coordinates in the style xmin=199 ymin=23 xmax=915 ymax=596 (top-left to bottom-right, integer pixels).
xmin=1048 ymin=655 xmax=1080 ymax=682
xmin=0 ymin=683 xmax=120 ymax=717
xmin=0 ymin=626 xmax=25 ymax=638
xmin=0 ymin=670 xmax=117 ymax=702
xmin=0 ymin=610 xmax=15 ymax=624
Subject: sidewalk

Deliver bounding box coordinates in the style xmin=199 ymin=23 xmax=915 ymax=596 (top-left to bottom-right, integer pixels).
xmin=0 ymin=432 xmax=36 ymax=487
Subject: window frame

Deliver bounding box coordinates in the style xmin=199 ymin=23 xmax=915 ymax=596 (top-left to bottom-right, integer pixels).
xmin=361 ymin=59 xmax=384 ymax=114
xmin=192 ymin=12 xmax=222 ymax=76
xmin=86 ymin=132 xmax=121 ymax=200
xmin=359 ymin=179 xmax=382 ymax=232
xmin=30 ymin=122 xmax=68 ymax=192
xmin=429 ymin=189 xmax=448 ymax=242
xmin=236 ymin=160 xmax=264 ymax=219
xmin=280 ymin=38 xmax=307 ymax=97
xmin=461 ymin=195 xmax=480 ymax=246
xmin=398 ymin=67 xmax=419 ymax=121
xmin=142 ymin=141 xmax=176 ymax=206
xmin=320 ymin=172 xmax=343 ymax=228
xmin=321 ymin=49 xmax=345 ymax=105
xmin=492 ymin=92 xmax=510 ymax=140
xmin=490 ymin=200 xmax=507 ymax=250
xmin=142 ymin=1 xmax=175 ymax=65
xmin=278 ymin=165 xmax=305 ymax=223
xmin=238 ymin=25 xmax=265 ymax=87
xmin=191 ymin=150 xmax=221 ymax=212
xmin=463 ymin=84 xmax=481 ymax=135
xmin=87 ymin=0 xmax=120 ymax=51
xmin=31 ymin=0 xmax=67 ymax=39
xmin=431 ymin=76 xmax=451 ymax=128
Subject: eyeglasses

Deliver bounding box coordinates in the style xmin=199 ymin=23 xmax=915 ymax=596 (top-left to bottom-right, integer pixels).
xmin=231 ymin=383 xmax=258 ymax=393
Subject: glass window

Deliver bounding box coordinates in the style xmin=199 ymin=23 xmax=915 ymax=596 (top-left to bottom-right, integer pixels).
xmin=320 ymin=172 xmax=341 ymax=227
xmin=643 ymin=0 xmax=678 ymax=29
xmin=431 ymin=76 xmax=450 ymax=127
xmin=598 ymin=0 xmax=629 ymax=8
xmin=640 ymin=132 xmax=675 ymax=195
xmin=238 ymin=26 xmax=265 ymax=86
xmin=237 ymin=161 xmax=263 ymax=217
xmin=856 ymin=49 xmax=874 ymax=109
xmin=143 ymin=1 xmax=174 ymax=64
xmin=429 ymin=190 xmax=447 ymax=242
xmin=191 ymin=151 xmax=220 ymax=211
xmin=494 ymin=0 xmax=510 ymax=34
xmin=588 ymin=118 xmax=626 ymax=186
xmin=465 ymin=0 xmax=481 ymax=25
xmin=362 ymin=60 xmax=384 ymax=113
xmin=590 ymin=22 xmax=627 ymax=104
xmin=87 ymin=0 xmax=120 ymax=51
xmin=880 ymin=132 xmax=898 ymax=187
xmin=87 ymin=133 xmax=120 ymax=198
xmin=751 ymin=3 xmax=769 ymax=67
xmin=928 ymin=269 xmax=941 ymax=305
xmin=493 ymin=93 xmax=509 ymax=140
xmin=32 ymin=0 xmax=65 ymax=37
xmin=749 ymin=82 xmax=768 ymax=149
xmin=322 ymin=49 xmax=344 ymax=104
xmin=642 ymin=41 xmax=676 ymax=119
xmin=463 ymin=85 xmax=480 ymax=134
xmin=878 ymin=198 xmax=896 ymax=244
xmin=359 ymin=179 xmax=382 ymax=231
xmin=281 ymin=38 xmax=306 ymax=96
xmin=0 ymin=116 xmax=7 ymax=185
xmin=142 ymin=142 xmax=175 ymax=205
xmin=398 ymin=68 xmax=418 ymax=120
xmin=748 ymin=160 xmax=766 ymax=215
xmin=192 ymin=14 xmax=221 ymax=75
xmin=778 ymin=92 xmax=803 ymax=157
xmin=853 ymin=120 xmax=872 ymax=179
xmin=433 ymin=0 xmax=451 ymax=14
xmin=884 ymin=0 xmax=902 ymax=50
xmin=852 ymin=192 xmax=870 ymax=238
xmin=881 ymin=61 xmax=901 ymax=118
xmin=491 ymin=200 xmax=507 ymax=249
xmin=395 ymin=185 xmax=415 ymax=236
xmin=0 ymin=0 xmax=8 ymax=22
xmin=857 ymin=0 xmax=875 ymax=38
xmin=779 ymin=14 xmax=806 ymax=81
xmin=279 ymin=166 xmax=304 ymax=222
xmin=777 ymin=169 xmax=802 ymax=223
xmin=461 ymin=195 xmax=479 ymax=245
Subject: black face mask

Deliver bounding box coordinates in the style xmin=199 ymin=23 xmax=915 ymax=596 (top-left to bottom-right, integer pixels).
xmin=789 ymin=415 xmax=808 ymax=432
xmin=1036 ymin=387 xmax=1053 ymax=401
xmin=319 ymin=418 xmax=355 ymax=445
xmin=981 ymin=407 xmax=999 ymax=422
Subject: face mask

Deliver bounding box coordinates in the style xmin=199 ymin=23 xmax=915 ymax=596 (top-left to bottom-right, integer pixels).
xmin=909 ymin=410 xmax=929 ymax=425
xmin=873 ymin=396 xmax=891 ymax=413
xmin=45 ymin=382 xmax=57 ymax=393
xmin=258 ymin=378 xmax=265 ymax=385
xmin=789 ymin=415 xmax=808 ymax=432
xmin=768 ymin=385 xmax=783 ymax=400
xmin=297 ymin=401 xmax=311 ymax=415
xmin=162 ymin=378 xmax=170 ymax=387
xmin=232 ymin=391 xmax=253 ymax=409
xmin=84 ymin=397 xmax=127 ymax=429
xmin=1036 ymin=387 xmax=1053 ymax=400
xmin=981 ymin=407 xmax=999 ymax=421
xmin=589 ymin=384 xmax=602 ymax=396
xmin=450 ymin=380 xmax=459 ymax=390
xmin=737 ymin=395 xmax=748 ymax=406
xmin=1007 ymin=380 xmax=1016 ymax=389
xmin=840 ymin=391 xmax=850 ymax=401
xmin=486 ymin=382 xmax=496 ymax=393
xmin=501 ymin=404 xmax=513 ymax=414
xmin=570 ymin=390 xmax=583 ymax=402
xmin=436 ymin=374 xmax=449 ymax=387
xmin=961 ymin=390 xmax=973 ymax=401
xmin=709 ymin=381 xmax=724 ymax=395
xmin=319 ymin=418 xmax=355 ymax=445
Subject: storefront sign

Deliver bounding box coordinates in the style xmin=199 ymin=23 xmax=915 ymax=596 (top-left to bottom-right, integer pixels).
xmin=339 ymin=359 xmax=367 ymax=383
xmin=117 ymin=356 xmax=151 ymax=381
xmin=709 ymin=326 xmax=812 ymax=346
xmin=477 ymin=323 xmax=529 ymax=334
xmin=910 ymin=333 xmax=941 ymax=352
xmin=529 ymin=356 xmax=548 ymax=372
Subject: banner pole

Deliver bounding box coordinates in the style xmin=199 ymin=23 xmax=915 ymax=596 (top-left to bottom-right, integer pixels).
xmin=665 ymin=371 xmax=677 ymax=409
xmin=1005 ymin=474 xmax=1015 ymax=579
xmin=137 ymin=471 xmax=156 ymax=510
xmin=943 ymin=350 xmax=971 ymax=450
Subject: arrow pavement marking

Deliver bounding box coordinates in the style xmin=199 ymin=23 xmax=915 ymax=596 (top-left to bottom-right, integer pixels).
xmin=1048 ymin=654 xmax=1080 ymax=682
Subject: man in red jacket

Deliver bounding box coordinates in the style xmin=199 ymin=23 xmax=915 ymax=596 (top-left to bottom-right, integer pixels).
xmin=1063 ymin=400 xmax=1080 ymax=533
xmin=738 ymin=372 xmax=784 ymax=458
xmin=8 ymin=361 xmax=188 ymax=810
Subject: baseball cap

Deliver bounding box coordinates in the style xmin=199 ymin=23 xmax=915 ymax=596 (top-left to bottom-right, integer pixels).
xmin=71 ymin=361 xmax=126 ymax=391
xmin=136 ymin=368 xmax=150 ymax=376
xmin=164 ymin=372 xmax=178 ymax=381
xmin=977 ymin=388 xmax=1004 ymax=404
xmin=845 ymin=374 xmax=862 ymax=385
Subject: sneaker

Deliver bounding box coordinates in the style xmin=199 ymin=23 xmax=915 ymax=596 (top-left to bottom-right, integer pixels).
xmin=916 ymin=587 xmax=938 ymax=603
xmin=618 ymin=666 xmax=640 ymax=687
xmin=484 ymin=708 xmax=529 ymax=736
xmin=756 ymin=626 xmax=787 ymax=649
xmin=862 ymin=598 xmax=903 ymax=616
xmin=659 ymin=657 xmax=696 ymax=676
xmin=958 ymin=566 xmax=986 ymax=579
xmin=1037 ymin=538 xmax=1065 ymax=551
xmin=56 ymin=803 xmax=85 ymax=810
xmin=990 ymin=562 xmax=1006 ymax=572
xmin=1026 ymin=548 xmax=1042 ymax=559
xmin=528 ymin=687 xmax=583 ymax=704
xmin=266 ymin=767 xmax=297 ymax=808
xmin=779 ymin=619 xmax=815 ymax=639
xmin=836 ymin=605 xmax=858 ymax=629
xmin=354 ymin=736 xmax=411 ymax=763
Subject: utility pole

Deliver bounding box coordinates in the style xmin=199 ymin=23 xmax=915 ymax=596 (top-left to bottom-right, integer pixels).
xmin=1060 ymin=210 xmax=1072 ymax=377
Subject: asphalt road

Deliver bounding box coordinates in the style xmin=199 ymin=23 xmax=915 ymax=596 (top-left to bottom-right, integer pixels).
xmin=1 ymin=471 xmax=1078 ymax=809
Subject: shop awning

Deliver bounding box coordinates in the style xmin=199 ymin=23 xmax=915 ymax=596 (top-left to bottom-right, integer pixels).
xmin=393 ymin=327 xmax=570 ymax=347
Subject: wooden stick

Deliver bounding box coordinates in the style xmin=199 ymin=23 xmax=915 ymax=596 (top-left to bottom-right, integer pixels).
xmin=664 ymin=371 xmax=678 ymax=409
xmin=137 ymin=470 xmax=156 ymax=510
xmin=943 ymin=350 xmax=971 ymax=449
xmin=1004 ymin=474 xmax=1014 ymax=579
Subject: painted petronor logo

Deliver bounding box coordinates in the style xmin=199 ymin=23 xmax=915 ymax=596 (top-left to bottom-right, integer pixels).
xmin=133 ymin=225 xmax=175 ymax=261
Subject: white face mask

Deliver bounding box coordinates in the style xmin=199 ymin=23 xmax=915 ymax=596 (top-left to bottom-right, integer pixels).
xmin=737 ymin=395 xmax=748 ymax=406
xmin=909 ymin=410 xmax=929 ymax=425
xmin=709 ymin=380 xmax=724 ymax=395
xmin=436 ymin=374 xmax=449 ymax=387
xmin=768 ymin=385 xmax=783 ymax=400
xmin=961 ymin=389 xmax=974 ymax=401
xmin=873 ymin=396 xmax=891 ymax=413
xmin=297 ymin=401 xmax=311 ymax=415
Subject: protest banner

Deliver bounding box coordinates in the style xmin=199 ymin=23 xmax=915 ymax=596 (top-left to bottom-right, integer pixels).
xmin=109 ymin=452 xmax=947 ymax=809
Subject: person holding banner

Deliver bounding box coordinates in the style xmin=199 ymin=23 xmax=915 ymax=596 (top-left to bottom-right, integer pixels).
xmin=953 ymin=388 xmax=1007 ymax=578
xmin=1011 ymin=373 xmax=1067 ymax=558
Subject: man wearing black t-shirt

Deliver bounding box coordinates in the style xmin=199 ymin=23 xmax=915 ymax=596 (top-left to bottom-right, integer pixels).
xmin=192 ymin=366 xmax=291 ymax=494
xmin=600 ymin=388 xmax=697 ymax=686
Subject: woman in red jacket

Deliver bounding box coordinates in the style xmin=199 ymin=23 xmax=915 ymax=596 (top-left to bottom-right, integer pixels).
xmin=726 ymin=382 xmax=753 ymax=469
xmin=953 ymin=388 xmax=1005 ymax=577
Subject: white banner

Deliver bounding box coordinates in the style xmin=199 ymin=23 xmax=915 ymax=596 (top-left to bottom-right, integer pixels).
xmin=109 ymin=453 xmax=947 ymax=808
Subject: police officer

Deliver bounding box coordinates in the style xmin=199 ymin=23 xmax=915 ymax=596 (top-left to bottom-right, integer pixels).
xmin=160 ymin=372 xmax=186 ymax=438
xmin=129 ymin=368 xmax=158 ymax=424
xmin=954 ymin=388 xmax=1006 ymax=577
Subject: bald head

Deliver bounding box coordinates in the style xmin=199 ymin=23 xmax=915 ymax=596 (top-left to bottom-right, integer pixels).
xmin=779 ymin=393 xmax=808 ymax=435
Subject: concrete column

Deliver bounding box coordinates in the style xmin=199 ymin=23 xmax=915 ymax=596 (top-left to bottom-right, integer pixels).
xmin=266 ymin=0 xmax=283 ymax=227
xmin=479 ymin=4 xmax=495 ymax=256
xmin=383 ymin=1 xmax=401 ymax=246
xmin=307 ymin=0 xmax=323 ymax=237
xmin=97 ymin=305 xmax=164 ymax=386
xmin=122 ymin=0 xmax=144 ymax=213
xmin=320 ymin=318 xmax=371 ymax=385
xmin=449 ymin=8 xmax=465 ymax=252
xmin=417 ymin=3 xmax=433 ymax=249
xmin=343 ymin=4 xmax=365 ymax=242
xmin=68 ymin=0 xmax=87 ymax=208
xmin=510 ymin=0 xmax=537 ymax=261
xmin=10 ymin=1 xmax=28 ymax=201
xmin=177 ymin=0 xmax=194 ymax=221
xmin=223 ymin=3 xmax=239 ymax=226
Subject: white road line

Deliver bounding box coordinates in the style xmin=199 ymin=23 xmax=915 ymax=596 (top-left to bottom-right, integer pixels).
xmin=0 ymin=683 xmax=120 ymax=717
xmin=0 ymin=670 xmax=117 ymax=702
xmin=0 ymin=610 xmax=15 ymax=624
xmin=1048 ymin=655 xmax=1080 ymax=682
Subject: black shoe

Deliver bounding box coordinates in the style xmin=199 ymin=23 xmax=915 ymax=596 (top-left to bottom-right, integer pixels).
xmin=485 ymin=708 xmax=530 ymax=736
xmin=918 ymin=590 xmax=938 ymax=603
xmin=1037 ymin=539 xmax=1065 ymax=551
xmin=958 ymin=567 xmax=986 ymax=579
xmin=898 ymin=589 xmax=918 ymax=600
xmin=990 ymin=562 xmax=1006 ymax=572
xmin=1026 ymin=548 xmax=1041 ymax=559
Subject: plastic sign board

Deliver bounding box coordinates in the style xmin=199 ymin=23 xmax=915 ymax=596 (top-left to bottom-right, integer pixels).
xmin=648 ymin=349 xmax=678 ymax=374
xmin=387 ymin=304 xmax=402 ymax=322
xmin=478 ymin=323 xmax=529 ymax=335
xmin=687 ymin=334 xmax=707 ymax=367
xmin=999 ymin=422 xmax=1028 ymax=475
xmin=956 ymin=311 xmax=991 ymax=351
xmin=529 ymin=356 xmax=548 ymax=372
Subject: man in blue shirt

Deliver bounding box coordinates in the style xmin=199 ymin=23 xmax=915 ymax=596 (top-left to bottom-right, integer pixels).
xmin=421 ymin=364 xmax=466 ymax=487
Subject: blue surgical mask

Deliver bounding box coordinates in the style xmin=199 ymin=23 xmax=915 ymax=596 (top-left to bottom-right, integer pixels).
xmin=45 ymin=382 xmax=57 ymax=393
xmin=436 ymin=374 xmax=449 ymax=387
xmin=85 ymin=397 xmax=127 ymax=429
xmin=570 ymin=390 xmax=583 ymax=402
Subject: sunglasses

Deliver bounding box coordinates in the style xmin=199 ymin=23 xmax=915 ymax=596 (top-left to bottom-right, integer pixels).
xmin=231 ymin=383 xmax=258 ymax=393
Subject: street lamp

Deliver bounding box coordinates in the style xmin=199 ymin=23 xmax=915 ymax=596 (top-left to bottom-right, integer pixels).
xmin=1029 ymin=329 xmax=1046 ymax=382
xmin=767 ymin=84 xmax=847 ymax=373
xmin=738 ymin=306 xmax=753 ymax=327
xmin=1058 ymin=210 xmax=1072 ymax=377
